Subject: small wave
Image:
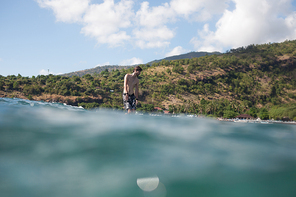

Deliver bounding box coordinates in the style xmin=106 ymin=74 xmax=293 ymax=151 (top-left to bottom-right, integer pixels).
xmin=1 ymin=98 xmax=296 ymax=197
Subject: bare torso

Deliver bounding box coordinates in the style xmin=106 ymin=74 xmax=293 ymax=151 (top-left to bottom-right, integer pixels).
xmin=124 ymin=74 xmax=139 ymax=95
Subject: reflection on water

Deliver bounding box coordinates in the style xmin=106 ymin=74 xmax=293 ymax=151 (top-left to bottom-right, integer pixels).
xmin=1 ymin=98 xmax=296 ymax=197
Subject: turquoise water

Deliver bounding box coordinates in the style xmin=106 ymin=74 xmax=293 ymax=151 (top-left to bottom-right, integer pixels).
xmin=1 ymin=98 xmax=296 ymax=197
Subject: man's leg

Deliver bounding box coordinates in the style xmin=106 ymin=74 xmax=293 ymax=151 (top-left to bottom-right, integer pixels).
xmin=123 ymin=93 xmax=132 ymax=113
xmin=130 ymin=95 xmax=136 ymax=113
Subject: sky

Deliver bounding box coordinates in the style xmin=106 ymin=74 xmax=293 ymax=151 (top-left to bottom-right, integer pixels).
xmin=1 ymin=0 xmax=296 ymax=77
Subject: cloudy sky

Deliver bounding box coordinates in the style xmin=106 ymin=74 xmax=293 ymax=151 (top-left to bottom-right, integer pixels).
xmin=1 ymin=0 xmax=296 ymax=76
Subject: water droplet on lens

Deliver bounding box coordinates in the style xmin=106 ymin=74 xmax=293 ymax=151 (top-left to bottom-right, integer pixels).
xmin=137 ymin=176 xmax=159 ymax=192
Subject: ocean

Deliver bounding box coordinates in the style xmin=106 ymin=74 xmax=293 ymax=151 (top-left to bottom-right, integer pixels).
xmin=1 ymin=98 xmax=296 ymax=197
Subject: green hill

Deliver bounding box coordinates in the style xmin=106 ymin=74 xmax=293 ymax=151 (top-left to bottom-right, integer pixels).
xmin=1 ymin=40 xmax=296 ymax=120
xmin=62 ymin=51 xmax=221 ymax=77
xmin=62 ymin=65 xmax=132 ymax=77
xmin=146 ymin=51 xmax=221 ymax=65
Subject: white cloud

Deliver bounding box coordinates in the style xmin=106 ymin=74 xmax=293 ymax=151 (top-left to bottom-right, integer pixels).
xmin=36 ymin=0 xmax=90 ymax=23
xmin=36 ymin=0 xmax=227 ymax=49
xmin=190 ymin=24 xmax=222 ymax=52
xmin=96 ymin=62 xmax=111 ymax=67
xmin=191 ymin=0 xmax=296 ymax=51
xmin=37 ymin=0 xmax=134 ymax=47
xmin=36 ymin=0 xmax=296 ymax=51
xmin=170 ymin=0 xmax=203 ymax=17
xmin=132 ymin=0 xmax=228 ymax=48
xmin=135 ymin=1 xmax=175 ymax=28
xmin=285 ymin=11 xmax=296 ymax=39
xmin=133 ymin=26 xmax=174 ymax=49
xmin=39 ymin=69 xmax=62 ymax=75
xmin=133 ymin=2 xmax=176 ymax=48
xmin=166 ymin=46 xmax=188 ymax=57
xmin=81 ymin=0 xmax=134 ymax=47
xmin=120 ymin=57 xmax=143 ymax=65
xmin=170 ymin=0 xmax=229 ymax=21
xmin=36 ymin=0 xmax=228 ymax=48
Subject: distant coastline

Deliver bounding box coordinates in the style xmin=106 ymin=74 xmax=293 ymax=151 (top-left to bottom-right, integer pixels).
xmin=1 ymin=40 xmax=296 ymax=121
xmin=217 ymin=117 xmax=296 ymax=125
xmin=1 ymin=95 xmax=296 ymax=126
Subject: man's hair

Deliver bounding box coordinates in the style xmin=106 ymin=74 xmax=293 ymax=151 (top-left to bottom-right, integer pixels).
xmin=134 ymin=66 xmax=142 ymax=72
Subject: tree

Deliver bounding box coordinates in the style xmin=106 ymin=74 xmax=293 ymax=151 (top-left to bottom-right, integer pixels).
xmin=166 ymin=68 xmax=172 ymax=75
xmin=83 ymin=74 xmax=94 ymax=81
xmin=223 ymin=110 xmax=238 ymax=119
xmin=187 ymin=65 xmax=194 ymax=73
xmin=259 ymin=108 xmax=269 ymax=120
xmin=270 ymin=85 xmax=276 ymax=97
xmin=13 ymin=81 xmax=20 ymax=90
xmin=72 ymin=76 xmax=81 ymax=83
xmin=23 ymin=85 xmax=43 ymax=95
xmin=205 ymin=103 xmax=213 ymax=114
xmin=0 ymin=81 xmax=4 ymax=90
xmin=172 ymin=66 xmax=184 ymax=74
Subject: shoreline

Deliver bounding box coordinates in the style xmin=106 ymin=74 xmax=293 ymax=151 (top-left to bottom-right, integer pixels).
xmin=218 ymin=118 xmax=296 ymax=125
xmin=0 ymin=91 xmax=102 ymax=106
xmin=1 ymin=96 xmax=296 ymax=125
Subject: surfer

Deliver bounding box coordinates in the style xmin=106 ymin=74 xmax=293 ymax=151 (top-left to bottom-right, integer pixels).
xmin=123 ymin=66 xmax=142 ymax=113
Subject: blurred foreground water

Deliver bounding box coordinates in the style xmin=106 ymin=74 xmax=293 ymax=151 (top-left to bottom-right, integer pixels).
xmin=1 ymin=98 xmax=296 ymax=197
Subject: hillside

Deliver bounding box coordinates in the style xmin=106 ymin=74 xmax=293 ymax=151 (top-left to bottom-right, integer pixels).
xmin=62 ymin=65 xmax=132 ymax=77
xmin=62 ymin=51 xmax=221 ymax=77
xmin=146 ymin=51 xmax=221 ymax=65
xmin=1 ymin=40 xmax=296 ymax=120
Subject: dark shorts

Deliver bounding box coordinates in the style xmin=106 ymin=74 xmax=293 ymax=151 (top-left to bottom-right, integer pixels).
xmin=123 ymin=93 xmax=136 ymax=110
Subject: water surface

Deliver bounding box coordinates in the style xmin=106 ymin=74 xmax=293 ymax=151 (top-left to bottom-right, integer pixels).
xmin=1 ymin=98 xmax=296 ymax=197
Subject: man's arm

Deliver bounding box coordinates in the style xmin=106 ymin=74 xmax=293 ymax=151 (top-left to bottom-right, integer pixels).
xmin=123 ymin=74 xmax=129 ymax=100
xmin=135 ymin=81 xmax=139 ymax=104
xmin=124 ymin=74 xmax=128 ymax=93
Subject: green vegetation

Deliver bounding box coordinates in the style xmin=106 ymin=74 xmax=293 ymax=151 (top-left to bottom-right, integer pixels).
xmin=63 ymin=65 xmax=132 ymax=77
xmin=1 ymin=40 xmax=296 ymax=120
xmin=269 ymin=104 xmax=296 ymax=121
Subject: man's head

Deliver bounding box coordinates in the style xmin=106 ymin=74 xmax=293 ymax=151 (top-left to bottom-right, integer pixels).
xmin=134 ymin=66 xmax=142 ymax=76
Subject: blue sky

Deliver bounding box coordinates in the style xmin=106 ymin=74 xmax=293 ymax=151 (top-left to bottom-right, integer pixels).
xmin=1 ymin=0 xmax=296 ymax=77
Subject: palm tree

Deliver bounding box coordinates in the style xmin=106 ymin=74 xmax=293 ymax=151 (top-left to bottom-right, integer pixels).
xmin=212 ymin=101 xmax=219 ymax=115
xmin=230 ymin=101 xmax=236 ymax=111
xmin=241 ymin=101 xmax=249 ymax=113
xmin=233 ymin=101 xmax=240 ymax=113
xmin=206 ymin=102 xmax=214 ymax=114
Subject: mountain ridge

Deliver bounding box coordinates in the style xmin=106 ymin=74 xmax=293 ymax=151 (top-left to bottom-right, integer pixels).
xmin=62 ymin=51 xmax=221 ymax=77
xmin=147 ymin=51 xmax=221 ymax=64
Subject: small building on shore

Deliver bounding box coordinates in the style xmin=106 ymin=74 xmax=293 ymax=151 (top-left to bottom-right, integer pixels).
xmin=236 ymin=114 xmax=255 ymax=120
xmin=163 ymin=110 xmax=170 ymax=115
xmin=154 ymin=107 xmax=163 ymax=111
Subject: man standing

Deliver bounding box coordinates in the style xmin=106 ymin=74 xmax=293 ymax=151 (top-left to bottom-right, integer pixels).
xmin=123 ymin=66 xmax=142 ymax=113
